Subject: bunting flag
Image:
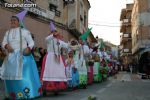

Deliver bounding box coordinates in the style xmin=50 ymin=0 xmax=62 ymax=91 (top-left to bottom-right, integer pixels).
xmin=49 ymin=21 xmax=56 ymax=32
xmin=79 ymin=28 xmax=92 ymax=40
xmin=99 ymin=40 xmax=105 ymax=49
xmin=15 ymin=10 xmax=28 ymax=28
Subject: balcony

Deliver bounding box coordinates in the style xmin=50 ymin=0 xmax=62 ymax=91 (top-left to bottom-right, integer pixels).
xmin=25 ymin=5 xmax=55 ymax=20
xmin=120 ymin=48 xmax=132 ymax=56
xmin=124 ymin=48 xmax=129 ymax=52
xmin=120 ymin=24 xmax=126 ymax=32
xmin=120 ymin=9 xmax=126 ymax=20
xmin=120 ymin=33 xmax=132 ymax=44
xmin=123 ymin=33 xmax=131 ymax=38
xmin=119 ymin=45 xmax=131 ymax=52
xmin=124 ymin=19 xmax=129 ymax=23
xmin=126 ymin=4 xmax=133 ymax=11
xmin=120 ymin=18 xmax=131 ymax=32
xmin=121 ymin=19 xmax=131 ymax=26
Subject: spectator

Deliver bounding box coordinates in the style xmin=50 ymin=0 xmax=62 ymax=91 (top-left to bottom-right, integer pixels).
xmin=33 ymin=47 xmax=41 ymax=69
xmin=0 ymin=45 xmax=6 ymax=67
xmin=39 ymin=47 xmax=45 ymax=69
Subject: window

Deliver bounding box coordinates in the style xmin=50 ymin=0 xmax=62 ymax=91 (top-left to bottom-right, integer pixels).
xmin=63 ymin=0 xmax=74 ymax=7
xmin=49 ymin=3 xmax=57 ymax=12
xmin=0 ymin=0 xmax=5 ymax=3
xmin=63 ymin=0 xmax=74 ymax=4
xmin=0 ymin=0 xmax=5 ymax=5
xmin=49 ymin=3 xmax=61 ymax=17
xmin=29 ymin=0 xmax=36 ymax=3
xmin=84 ymin=11 xmax=86 ymax=27
xmin=55 ymin=10 xmax=61 ymax=17
xmin=80 ymin=15 xmax=83 ymax=22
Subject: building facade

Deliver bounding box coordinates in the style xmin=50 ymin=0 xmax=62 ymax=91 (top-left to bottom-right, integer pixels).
xmin=131 ymin=0 xmax=150 ymax=72
xmin=132 ymin=0 xmax=150 ymax=55
xmin=120 ymin=4 xmax=133 ymax=69
xmin=0 ymin=0 xmax=92 ymax=48
xmin=105 ymin=41 xmax=118 ymax=59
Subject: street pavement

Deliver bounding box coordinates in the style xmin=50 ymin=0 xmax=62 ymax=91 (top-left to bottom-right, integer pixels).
xmin=0 ymin=72 xmax=150 ymax=100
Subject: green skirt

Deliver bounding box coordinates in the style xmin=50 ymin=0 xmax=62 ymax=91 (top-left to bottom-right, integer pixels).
xmin=102 ymin=67 xmax=108 ymax=79
xmin=79 ymin=74 xmax=87 ymax=85
xmin=93 ymin=62 xmax=102 ymax=82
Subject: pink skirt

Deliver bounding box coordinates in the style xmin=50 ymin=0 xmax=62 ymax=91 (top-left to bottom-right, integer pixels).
xmin=42 ymin=81 xmax=67 ymax=91
xmin=40 ymin=54 xmax=67 ymax=91
xmin=88 ymin=66 xmax=93 ymax=85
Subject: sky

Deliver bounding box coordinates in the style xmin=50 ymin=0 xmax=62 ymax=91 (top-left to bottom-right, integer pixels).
xmin=88 ymin=0 xmax=134 ymax=45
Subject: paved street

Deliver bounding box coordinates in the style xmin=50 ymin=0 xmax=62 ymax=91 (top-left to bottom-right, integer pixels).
xmin=0 ymin=72 xmax=150 ymax=100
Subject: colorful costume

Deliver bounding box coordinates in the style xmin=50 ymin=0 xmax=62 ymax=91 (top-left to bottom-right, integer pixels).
xmin=1 ymin=28 xmax=41 ymax=99
xmin=78 ymin=45 xmax=88 ymax=88
xmin=40 ymin=35 xmax=67 ymax=92
xmin=87 ymin=47 xmax=94 ymax=85
xmin=87 ymin=64 xmax=94 ymax=85
xmin=65 ymin=57 xmax=79 ymax=88
xmin=93 ymin=62 xmax=102 ymax=82
xmin=92 ymin=51 xmax=103 ymax=83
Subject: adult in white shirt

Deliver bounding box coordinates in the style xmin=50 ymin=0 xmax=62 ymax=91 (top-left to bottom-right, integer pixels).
xmin=78 ymin=39 xmax=88 ymax=88
xmin=1 ymin=16 xmax=41 ymax=99
xmin=40 ymin=30 xmax=67 ymax=93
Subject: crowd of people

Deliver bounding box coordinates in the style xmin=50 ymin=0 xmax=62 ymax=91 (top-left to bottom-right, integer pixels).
xmin=31 ymin=47 xmax=47 ymax=74
xmin=0 ymin=15 xmax=119 ymax=99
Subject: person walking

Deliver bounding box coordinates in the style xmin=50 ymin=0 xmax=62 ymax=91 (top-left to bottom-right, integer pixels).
xmin=129 ymin=63 xmax=133 ymax=74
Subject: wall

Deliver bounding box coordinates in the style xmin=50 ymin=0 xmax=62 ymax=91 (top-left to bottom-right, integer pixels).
xmin=68 ymin=3 xmax=76 ymax=28
xmin=132 ymin=0 xmax=150 ymax=54
xmin=0 ymin=8 xmax=74 ymax=48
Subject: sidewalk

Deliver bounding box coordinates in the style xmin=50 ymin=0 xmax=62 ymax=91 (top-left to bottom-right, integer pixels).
xmin=130 ymin=73 xmax=141 ymax=80
xmin=110 ymin=71 xmax=141 ymax=81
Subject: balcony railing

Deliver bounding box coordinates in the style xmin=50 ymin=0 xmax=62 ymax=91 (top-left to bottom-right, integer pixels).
xmin=123 ymin=19 xmax=129 ymax=23
xmin=123 ymin=33 xmax=131 ymax=38
xmin=121 ymin=18 xmax=131 ymax=25
xmin=120 ymin=33 xmax=132 ymax=44
xmin=25 ymin=5 xmax=55 ymax=20
xmin=124 ymin=33 xmax=129 ymax=38
xmin=124 ymin=49 xmax=129 ymax=52
xmin=120 ymin=48 xmax=132 ymax=57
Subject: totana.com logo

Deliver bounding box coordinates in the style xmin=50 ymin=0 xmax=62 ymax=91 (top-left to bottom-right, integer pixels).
xmin=4 ymin=0 xmax=36 ymax=8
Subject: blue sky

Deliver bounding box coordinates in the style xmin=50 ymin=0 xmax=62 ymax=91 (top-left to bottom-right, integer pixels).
xmin=88 ymin=0 xmax=134 ymax=45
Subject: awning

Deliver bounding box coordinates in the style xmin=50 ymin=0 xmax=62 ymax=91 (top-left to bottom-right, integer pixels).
xmin=139 ymin=47 xmax=150 ymax=59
